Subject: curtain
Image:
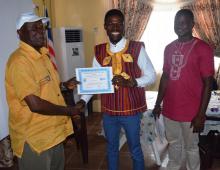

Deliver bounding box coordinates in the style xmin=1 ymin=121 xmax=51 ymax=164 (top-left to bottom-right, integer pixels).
xmin=112 ymin=0 xmax=153 ymax=41
xmin=182 ymin=0 xmax=220 ymax=56
xmin=0 ymin=136 xmax=13 ymax=168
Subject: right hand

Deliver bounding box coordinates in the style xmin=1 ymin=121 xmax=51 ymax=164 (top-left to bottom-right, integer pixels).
xmin=152 ymin=105 xmax=161 ymax=119
xmin=75 ymin=99 xmax=86 ymax=113
xmin=67 ymin=106 xmax=81 ymax=116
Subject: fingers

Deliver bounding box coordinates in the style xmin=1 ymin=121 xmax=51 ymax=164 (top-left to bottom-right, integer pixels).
xmin=152 ymin=105 xmax=161 ymax=119
xmin=191 ymin=115 xmax=205 ymax=133
xmin=129 ymin=78 xmax=137 ymax=87
xmin=67 ymin=99 xmax=86 ymax=116
xmin=191 ymin=122 xmax=204 ymax=133
xmin=66 ymin=84 xmax=77 ymax=90
xmin=75 ymin=99 xmax=86 ymax=112
xmin=112 ymin=75 xmax=135 ymax=87
xmin=153 ymin=112 xmax=160 ymax=120
xmin=68 ymin=77 xmax=80 ymax=84
xmin=194 ymin=125 xmax=204 ymax=133
xmin=112 ymin=75 xmax=123 ymax=84
xmin=69 ymin=79 xmax=80 ymax=85
xmin=67 ymin=106 xmax=81 ymax=116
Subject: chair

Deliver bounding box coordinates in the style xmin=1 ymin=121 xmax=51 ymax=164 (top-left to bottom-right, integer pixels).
xmin=87 ymin=96 xmax=94 ymax=115
xmin=199 ymin=129 xmax=220 ymax=169
xmin=62 ymin=89 xmax=88 ymax=164
xmin=199 ymin=130 xmax=216 ymax=169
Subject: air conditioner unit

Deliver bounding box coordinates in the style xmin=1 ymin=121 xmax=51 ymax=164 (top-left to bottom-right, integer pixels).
xmin=52 ymin=27 xmax=85 ymax=82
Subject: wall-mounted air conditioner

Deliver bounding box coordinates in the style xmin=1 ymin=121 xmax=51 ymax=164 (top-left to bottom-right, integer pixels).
xmin=53 ymin=27 xmax=85 ymax=82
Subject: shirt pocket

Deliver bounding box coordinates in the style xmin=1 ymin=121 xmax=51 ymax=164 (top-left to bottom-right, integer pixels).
xmin=39 ymin=75 xmax=51 ymax=86
xmin=36 ymin=69 xmax=51 ymax=87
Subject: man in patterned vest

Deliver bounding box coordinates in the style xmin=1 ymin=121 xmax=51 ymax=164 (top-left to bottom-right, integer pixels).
xmin=77 ymin=9 xmax=156 ymax=170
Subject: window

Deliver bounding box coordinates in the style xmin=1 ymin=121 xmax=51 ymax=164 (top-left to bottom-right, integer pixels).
xmin=141 ymin=6 xmax=179 ymax=72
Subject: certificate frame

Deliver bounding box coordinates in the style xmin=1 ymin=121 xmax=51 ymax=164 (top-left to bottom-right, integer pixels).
xmin=76 ymin=67 xmax=114 ymax=94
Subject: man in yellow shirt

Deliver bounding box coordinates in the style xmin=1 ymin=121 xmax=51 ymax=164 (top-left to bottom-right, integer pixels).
xmin=5 ymin=12 xmax=81 ymax=170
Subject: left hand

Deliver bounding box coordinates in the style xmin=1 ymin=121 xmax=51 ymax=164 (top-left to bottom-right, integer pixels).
xmin=63 ymin=77 xmax=80 ymax=90
xmin=112 ymin=75 xmax=137 ymax=87
xmin=190 ymin=113 xmax=206 ymax=133
xmin=152 ymin=105 xmax=161 ymax=119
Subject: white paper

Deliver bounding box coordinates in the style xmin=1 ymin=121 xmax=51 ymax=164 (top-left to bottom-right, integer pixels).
xmin=76 ymin=67 xmax=114 ymax=94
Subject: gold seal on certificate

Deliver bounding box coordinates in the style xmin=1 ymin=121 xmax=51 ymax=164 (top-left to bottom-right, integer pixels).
xmin=76 ymin=67 xmax=114 ymax=94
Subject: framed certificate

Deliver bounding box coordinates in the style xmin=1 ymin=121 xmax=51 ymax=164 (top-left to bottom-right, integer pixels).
xmin=76 ymin=67 xmax=114 ymax=94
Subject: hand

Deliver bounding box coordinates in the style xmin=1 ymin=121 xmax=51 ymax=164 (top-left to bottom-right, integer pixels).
xmin=152 ymin=105 xmax=161 ymax=119
xmin=63 ymin=77 xmax=80 ymax=90
xmin=112 ymin=75 xmax=137 ymax=87
xmin=190 ymin=114 xmax=206 ymax=133
xmin=67 ymin=106 xmax=81 ymax=116
xmin=75 ymin=99 xmax=86 ymax=113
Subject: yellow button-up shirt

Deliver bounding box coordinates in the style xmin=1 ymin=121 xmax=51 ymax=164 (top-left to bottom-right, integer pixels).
xmin=5 ymin=41 xmax=73 ymax=157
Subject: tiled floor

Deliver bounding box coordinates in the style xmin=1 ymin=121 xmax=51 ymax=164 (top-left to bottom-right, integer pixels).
xmin=2 ymin=112 xmax=220 ymax=170
xmin=64 ymin=112 xmax=169 ymax=170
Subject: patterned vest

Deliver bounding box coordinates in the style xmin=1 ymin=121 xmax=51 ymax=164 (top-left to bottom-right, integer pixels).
xmin=95 ymin=40 xmax=147 ymax=115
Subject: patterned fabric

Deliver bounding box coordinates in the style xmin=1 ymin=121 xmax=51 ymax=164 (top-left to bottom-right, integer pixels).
xmin=163 ymin=37 xmax=214 ymax=121
xmin=112 ymin=0 xmax=153 ymax=40
xmin=182 ymin=0 xmax=220 ymax=56
xmin=95 ymin=41 xmax=147 ymax=115
xmin=140 ymin=110 xmax=156 ymax=144
xmin=140 ymin=110 xmax=166 ymax=144
xmin=0 ymin=136 xmax=13 ymax=167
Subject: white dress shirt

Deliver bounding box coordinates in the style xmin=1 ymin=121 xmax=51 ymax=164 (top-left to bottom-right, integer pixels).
xmin=81 ymin=37 xmax=156 ymax=103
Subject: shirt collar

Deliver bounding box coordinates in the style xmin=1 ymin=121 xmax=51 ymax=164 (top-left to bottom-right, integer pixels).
xmin=109 ymin=37 xmax=127 ymax=53
xmin=19 ymin=41 xmax=45 ymax=60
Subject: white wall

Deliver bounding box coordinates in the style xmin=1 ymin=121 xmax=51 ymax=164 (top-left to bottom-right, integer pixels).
xmin=0 ymin=0 xmax=33 ymax=140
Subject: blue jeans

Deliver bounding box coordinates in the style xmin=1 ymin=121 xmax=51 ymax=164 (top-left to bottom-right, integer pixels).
xmin=103 ymin=113 xmax=145 ymax=170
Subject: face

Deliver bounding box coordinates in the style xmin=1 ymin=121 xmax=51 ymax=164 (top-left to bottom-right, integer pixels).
xmin=174 ymin=14 xmax=194 ymax=40
xmin=104 ymin=15 xmax=124 ymax=44
xmin=18 ymin=20 xmax=46 ymax=50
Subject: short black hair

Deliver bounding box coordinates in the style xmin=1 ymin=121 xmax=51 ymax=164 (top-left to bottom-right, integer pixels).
xmin=104 ymin=9 xmax=124 ymax=23
xmin=176 ymin=9 xmax=194 ymax=22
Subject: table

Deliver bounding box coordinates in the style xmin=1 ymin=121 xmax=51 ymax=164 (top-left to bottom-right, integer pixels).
xmin=199 ymin=91 xmax=220 ymax=168
xmin=202 ymin=91 xmax=220 ymax=135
